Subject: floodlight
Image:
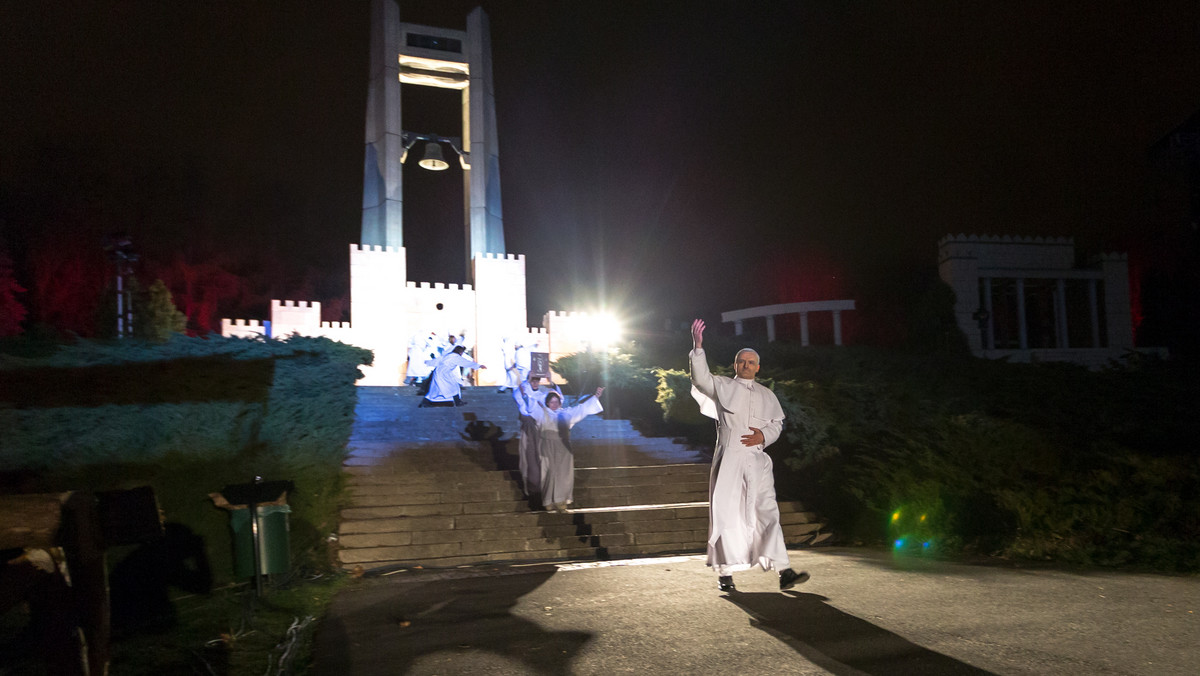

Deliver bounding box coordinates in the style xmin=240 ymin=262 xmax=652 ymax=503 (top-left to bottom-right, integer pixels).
xmin=591 ymin=313 xmax=623 ymax=350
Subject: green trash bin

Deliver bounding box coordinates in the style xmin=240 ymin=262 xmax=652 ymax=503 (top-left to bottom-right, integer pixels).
xmin=230 ymin=503 xmax=291 ymax=579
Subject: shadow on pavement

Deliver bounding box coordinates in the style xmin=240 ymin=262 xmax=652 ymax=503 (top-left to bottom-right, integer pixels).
xmin=313 ymin=570 xmax=592 ymax=675
xmin=724 ymin=590 xmax=995 ymax=676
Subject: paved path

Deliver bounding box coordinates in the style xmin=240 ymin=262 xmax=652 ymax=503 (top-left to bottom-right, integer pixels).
xmin=312 ymin=547 xmax=1199 ymax=675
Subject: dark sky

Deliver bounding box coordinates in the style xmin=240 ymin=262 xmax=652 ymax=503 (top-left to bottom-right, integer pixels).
xmin=3 ymin=1 xmax=1199 ymax=333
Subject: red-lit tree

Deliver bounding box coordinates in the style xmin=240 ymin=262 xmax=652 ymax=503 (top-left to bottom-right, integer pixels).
xmin=149 ymin=253 xmax=247 ymax=335
xmin=0 ymin=246 xmax=27 ymax=336
xmin=26 ymin=231 xmax=109 ymax=337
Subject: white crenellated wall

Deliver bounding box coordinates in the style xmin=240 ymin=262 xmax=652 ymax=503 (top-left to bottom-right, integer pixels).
xmin=222 ymin=243 xmax=599 ymax=386
xmin=938 ymin=234 xmax=1075 ymax=270
xmin=543 ymin=311 xmax=599 ymax=371
xmin=351 ymin=244 xmax=415 ymax=385
xmin=472 ymin=253 xmax=527 ymax=386
xmin=271 ymin=300 xmax=322 ymax=336
xmin=221 ymin=318 xmax=268 ymax=339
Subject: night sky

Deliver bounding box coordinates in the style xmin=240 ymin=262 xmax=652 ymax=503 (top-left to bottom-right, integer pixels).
xmin=3 ymin=1 xmax=1199 ymax=338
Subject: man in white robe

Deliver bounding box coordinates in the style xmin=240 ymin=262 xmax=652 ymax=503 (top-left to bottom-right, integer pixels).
xmin=420 ymin=346 xmax=485 ymax=407
xmin=512 ymin=375 xmax=563 ymax=497
xmin=452 ymin=333 xmax=473 ymax=384
xmin=690 ymin=318 xmax=808 ymax=593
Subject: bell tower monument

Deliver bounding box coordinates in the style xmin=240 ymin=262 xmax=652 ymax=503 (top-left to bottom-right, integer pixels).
xmin=361 ymin=0 xmax=505 ymax=267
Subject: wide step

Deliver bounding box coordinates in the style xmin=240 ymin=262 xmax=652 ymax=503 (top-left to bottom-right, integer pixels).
xmin=337 ymin=501 xmax=824 ymax=570
xmin=573 ymin=464 xmax=711 ymax=508
xmin=337 ymin=387 xmax=831 ymax=570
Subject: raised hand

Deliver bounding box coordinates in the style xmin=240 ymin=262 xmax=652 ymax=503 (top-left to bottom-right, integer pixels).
xmin=595 ymin=387 xmax=605 ymax=398
xmin=691 ymin=318 xmax=705 ymax=350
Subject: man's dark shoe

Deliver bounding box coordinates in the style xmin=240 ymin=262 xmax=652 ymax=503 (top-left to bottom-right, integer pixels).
xmin=717 ymin=576 xmax=736 ymax=592
xmin=779 ymin=568 xmax=809 ymax=590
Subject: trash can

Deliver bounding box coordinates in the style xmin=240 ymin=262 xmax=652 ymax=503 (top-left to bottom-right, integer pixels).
xmin=209 ymin=479 xmax=295 ymax=582
xmin=229 ymin=503 xmax=291 ymax=578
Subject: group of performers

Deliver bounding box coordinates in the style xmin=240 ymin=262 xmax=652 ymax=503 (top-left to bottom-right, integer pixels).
xmin=406 ymin=331 xmax=489 ymax=407
xmin=406 ymin=320 xmax=811 ymax=593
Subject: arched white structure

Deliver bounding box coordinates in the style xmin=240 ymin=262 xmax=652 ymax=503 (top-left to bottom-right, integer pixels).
xmin=722 ymin=301 xmax=856 ymax=346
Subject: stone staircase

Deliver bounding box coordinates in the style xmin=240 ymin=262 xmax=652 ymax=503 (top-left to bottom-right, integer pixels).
xmin=337 ymin=387 xmax=827 ymax=571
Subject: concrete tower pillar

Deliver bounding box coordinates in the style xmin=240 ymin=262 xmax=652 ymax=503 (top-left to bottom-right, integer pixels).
xmin=465 ymin=8 xmax=506 ymax=267
xmin=362 ymin=0 xmax=404 ymax=247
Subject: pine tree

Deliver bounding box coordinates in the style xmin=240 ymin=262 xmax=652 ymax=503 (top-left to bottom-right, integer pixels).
xmin=0 ymin=247 xmax=27 ymax=336
xmin=135 ymin=279 xmax=187 ymax=342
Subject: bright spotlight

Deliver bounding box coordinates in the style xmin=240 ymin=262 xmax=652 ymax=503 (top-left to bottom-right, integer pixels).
xmin=590 ymin=313 xmax=623 ymax=350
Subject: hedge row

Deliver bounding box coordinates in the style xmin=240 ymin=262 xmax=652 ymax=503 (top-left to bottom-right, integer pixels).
xmin=563 ymin=342 xmax=1200 ymax=571
xmin=0 ymin=335 xmax=372 ymax=582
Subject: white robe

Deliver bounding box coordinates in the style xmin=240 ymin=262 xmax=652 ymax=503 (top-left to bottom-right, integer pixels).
xmin=512 ymin=380 xmax=564 ymax=496
xmin=518 ymin=394 xmax=603 ymax=508
xmin=406 ymin=335 xmax=434 ymax=380
xmin=502 ymin=342 xmax=523 ymax=389
xmin=425 ymin=353 xmax=481 ymax=402
xmin=513 ymin=344 xmax=531 ymax=383
xmin=690 ymin=348 xmax=789 ymax=574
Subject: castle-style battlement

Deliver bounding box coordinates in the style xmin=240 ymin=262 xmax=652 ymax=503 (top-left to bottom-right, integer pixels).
xmin=351 ymin=243 xmax=404 ymax=254
xmin=938 ymin=233 xmax=1076 ymax=270
xmin=476 ymin=252 xmax=525 ymax=262
xmin=223 ymin=318 xmax=264 ymax=328
xmin=545 ymin=310 xmax=591 ymax=318
xmin=221 ymin=317 xmax=268 ymax=339
xmin=938 ymin=234 xmax=1074 ymax=246
xmin=321 ymin=321 xmax=352 ymax=329
xmin=405 ymin=282 xmax=474 ymax=292
xmin=273 ymin=299 xmax=319 ymax=309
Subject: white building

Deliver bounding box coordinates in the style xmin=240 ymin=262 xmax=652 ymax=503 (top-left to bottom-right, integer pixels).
xmin=938 ymin=234 xmax=1146 ymax=368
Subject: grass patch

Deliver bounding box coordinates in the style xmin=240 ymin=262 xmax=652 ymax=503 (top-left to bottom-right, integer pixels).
xmin=0 ymin=334 xmax=368 ymax=673
xmin=0 ymin=573 xmax=351 ymax=675
xmin=110 ymin=574 xmax=350 ymax=676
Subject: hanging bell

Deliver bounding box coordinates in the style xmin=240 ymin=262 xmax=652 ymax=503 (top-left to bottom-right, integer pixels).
xmin=418 ymin=142 xmax=450 ymax=171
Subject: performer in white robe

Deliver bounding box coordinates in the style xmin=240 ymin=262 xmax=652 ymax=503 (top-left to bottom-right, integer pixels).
xmin=452 ymin=333 xmax=472 ymax=384
xmin=513 ymin=342 xmax=531 ymax=384
xmin=405 ymin=333 xmax=434 ymax=384
xmin=512 ymin=375 xmax=564 ymax=497
xmin=499 ymin=338 xmax=523 ymax=392
xmin=689 ymin=318 xmax=808 ymax=593
xmin=517 ymin=388 xmax=604 ymax=511
xmin=421 ymin=346 xmax=484 ymax=407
